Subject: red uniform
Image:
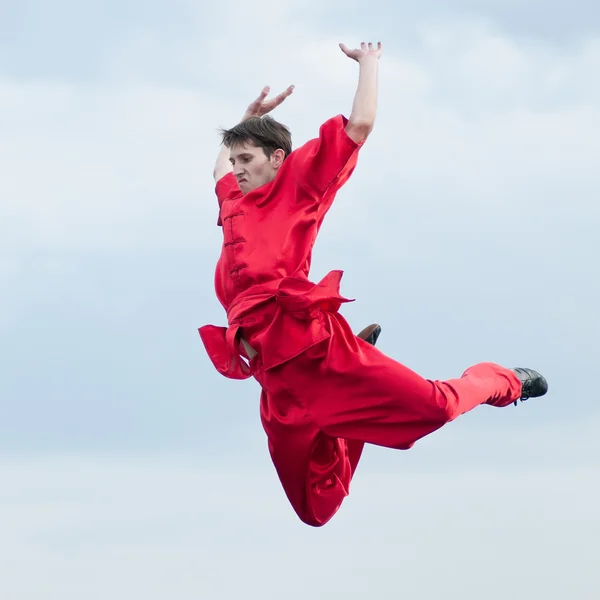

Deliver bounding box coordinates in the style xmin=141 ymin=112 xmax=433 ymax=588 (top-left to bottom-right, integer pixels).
xmin=200 ymin=115 xmax=522 ymax=527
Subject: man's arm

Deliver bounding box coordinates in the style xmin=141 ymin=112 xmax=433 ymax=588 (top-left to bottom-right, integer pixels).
xmin=213 ymin=85 xmax=295 ymax=182
xmin=213 ymin=144 xmax=232 ymax=182
xmin=339 ymin=41 xmax=382 ymax=144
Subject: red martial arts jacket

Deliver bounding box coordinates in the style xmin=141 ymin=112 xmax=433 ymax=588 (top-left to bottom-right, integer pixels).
xmin=199 ymin=115 xmax=364 ymax=378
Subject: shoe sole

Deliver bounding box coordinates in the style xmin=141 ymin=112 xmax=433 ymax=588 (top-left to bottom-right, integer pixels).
xmin=357 ymin=323 xmax=382 ymax=346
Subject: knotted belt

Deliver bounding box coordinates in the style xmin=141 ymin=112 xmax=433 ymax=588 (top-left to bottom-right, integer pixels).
xmin=198 ymin=270 xmax=353 ymax=379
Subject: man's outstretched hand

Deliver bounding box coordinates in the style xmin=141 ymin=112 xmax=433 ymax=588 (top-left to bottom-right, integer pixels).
xmin=242 ymin=85 xmax=295 ymax=121
xmin=339 ymin=41 xmax=383 ymax=62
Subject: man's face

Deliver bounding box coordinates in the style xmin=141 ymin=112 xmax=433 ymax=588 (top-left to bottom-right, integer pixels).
xmin=229 ymin=142 xmax=282 ymax=194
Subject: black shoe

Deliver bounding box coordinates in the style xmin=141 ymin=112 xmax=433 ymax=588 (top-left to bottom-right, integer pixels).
xmin=512 ymin=367 xmax=548 ymax=405
xmin=357 ymin=323 xmax=382 ymax=346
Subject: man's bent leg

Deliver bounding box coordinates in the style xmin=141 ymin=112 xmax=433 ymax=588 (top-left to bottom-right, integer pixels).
xmin=256 ymin=319 xmax=381 ymax=528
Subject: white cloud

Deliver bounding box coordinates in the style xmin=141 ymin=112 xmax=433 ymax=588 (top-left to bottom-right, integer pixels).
xmin=1 ymin=7 xmax=598 ymax=599
xmin=1 ymin=19 xmax=598 ymax=256
xmin=0 ymin=255 xmax=23 ymax=328
xmin=1 ymin=418 xmax=599 ymax=600
xmin=0 ymin=79 xmax=226 ymax=252
xmin=0 ymin=255 xmax=21 ymax=278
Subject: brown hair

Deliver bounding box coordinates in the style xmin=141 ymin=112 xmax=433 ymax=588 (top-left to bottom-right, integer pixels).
xmin=220 ymin=116 xmax=292 ymax=158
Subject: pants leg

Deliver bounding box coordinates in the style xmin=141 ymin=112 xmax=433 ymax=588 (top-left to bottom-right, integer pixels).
xmin=302 ymin=312 xmax=522 ymax=449
xmin=255 ymin=311 xmax=522 ymax=527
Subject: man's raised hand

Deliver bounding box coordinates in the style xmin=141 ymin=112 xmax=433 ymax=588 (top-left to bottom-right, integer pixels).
xmin=339 ymin=41 xmax=383 ymax=62
xmin=242 ymin=85 xmax=295 ymax=121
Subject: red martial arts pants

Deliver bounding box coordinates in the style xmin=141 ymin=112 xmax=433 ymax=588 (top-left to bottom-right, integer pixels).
xmin=252 ymin=310 xmax=522 ymax=527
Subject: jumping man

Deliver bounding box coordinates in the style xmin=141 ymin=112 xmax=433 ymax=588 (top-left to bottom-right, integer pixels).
xmin=199 ymin=41 xmax=548 ymax=527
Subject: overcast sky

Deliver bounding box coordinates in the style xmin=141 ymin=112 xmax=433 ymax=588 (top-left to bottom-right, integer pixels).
xmin=1 ymin=0 xmax=599 ymax=598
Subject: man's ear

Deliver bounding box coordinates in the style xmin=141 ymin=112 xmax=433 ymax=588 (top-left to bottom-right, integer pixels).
xmin=271 ymin=148 xmax=286 ymax=169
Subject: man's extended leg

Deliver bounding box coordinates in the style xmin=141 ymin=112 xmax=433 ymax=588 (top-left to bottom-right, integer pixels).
xmin=300 ymin=312 xmax=546 ymax=450
xmin=356 ymin=324 xmax=543 ymax=408
xmin=256 ymin=313 xmax=547 ymax=527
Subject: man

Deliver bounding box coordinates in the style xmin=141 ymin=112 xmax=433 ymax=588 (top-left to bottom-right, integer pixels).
xmin=199 ymin=41 xmax=548 ymax=527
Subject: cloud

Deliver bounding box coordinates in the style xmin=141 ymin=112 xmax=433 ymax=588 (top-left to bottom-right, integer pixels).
xmin=2 ymin=18 xmax=598 ymax=257
xmin=0 ymin=79 xmax=226 ymax=252
xmin=1 ymin=426 xmax=598 ymax=599
xmin=1 ymin=13 xmax=598 ymax=437
xmin=1 ymin=9 xmax=598 ymax=598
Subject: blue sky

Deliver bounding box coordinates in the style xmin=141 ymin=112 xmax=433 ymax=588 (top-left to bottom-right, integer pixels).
xmin=1 ymin=0 xmax=599 ymax=598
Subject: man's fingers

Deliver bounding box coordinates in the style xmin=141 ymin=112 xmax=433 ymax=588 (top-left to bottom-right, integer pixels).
xmin=339 ymin=41 xmax=383 ymax=57
xmin=247 ymin=84 xmax=294 ymax=117
xmin=280 ymin=84 xmax=295 ymax=99
xmin=270 ymin=85 xmax=295 ymax=107
xmin=277 ymin=85 xmax=294 ymax=99
xmin=246 ymin=86 xmax=270 ymax=112
xmin=250 ymin=86 xmax=269 ymax=105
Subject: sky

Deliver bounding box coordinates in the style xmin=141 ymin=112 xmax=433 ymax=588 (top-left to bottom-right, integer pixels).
xmin=1 ymin=0 xmax=599 ymax=597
